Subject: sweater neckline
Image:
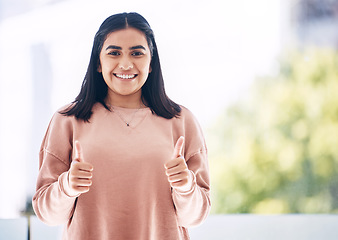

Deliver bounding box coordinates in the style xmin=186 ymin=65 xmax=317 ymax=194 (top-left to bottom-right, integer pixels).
xmin=97 ymin=102 xmax=150 ymax=113
xmin=108 ymin=105 xmax=150 ymax=112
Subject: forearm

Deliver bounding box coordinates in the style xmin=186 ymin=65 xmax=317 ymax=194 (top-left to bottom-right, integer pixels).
xmin=33 ymin=172 xmax=77 ymax=226
xmin=172 ymin=171 xmax=211 ymax=228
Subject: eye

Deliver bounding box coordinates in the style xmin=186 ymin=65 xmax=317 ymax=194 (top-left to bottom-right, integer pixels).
xmin=131 ymin=51 xmax=144 ymax=57
xmin=108 ymin=51 xmax=120 ymax=56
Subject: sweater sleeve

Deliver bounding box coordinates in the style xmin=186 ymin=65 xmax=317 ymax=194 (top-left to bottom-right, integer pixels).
xmin=32 ymin=111 xmax=77 ymax=226
xmin=171 ymin=107 xmax=211 ymax=228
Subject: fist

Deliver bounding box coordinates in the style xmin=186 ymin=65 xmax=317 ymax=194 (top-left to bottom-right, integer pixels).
xmin=67 ymin=141 xmax=94 ymax=197
xmin=164 ymin=136 xmax=193 ymax=192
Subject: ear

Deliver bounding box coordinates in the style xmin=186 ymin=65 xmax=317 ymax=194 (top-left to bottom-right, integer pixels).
xmin=149 ymin=65 xmax=152 ymax=73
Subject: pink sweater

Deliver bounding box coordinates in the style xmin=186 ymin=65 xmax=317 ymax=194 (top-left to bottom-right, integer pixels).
xmin=33 ymin=103 xmax=210 ymax=240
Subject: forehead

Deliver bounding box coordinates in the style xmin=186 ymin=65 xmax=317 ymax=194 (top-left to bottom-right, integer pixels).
xmin=103 ymin=28 xmax=148 ymax=48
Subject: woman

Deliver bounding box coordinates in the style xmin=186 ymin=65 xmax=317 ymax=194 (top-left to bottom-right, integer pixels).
xmin=33 ymin=12 xmax=210 ymax=240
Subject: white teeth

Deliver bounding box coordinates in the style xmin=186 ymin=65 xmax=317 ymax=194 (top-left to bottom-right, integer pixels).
xmin=116 ymin=74 xmax=136 ymax=79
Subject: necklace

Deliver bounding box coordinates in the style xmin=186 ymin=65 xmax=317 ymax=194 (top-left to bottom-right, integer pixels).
xmin=109 ymin=103 xmax=143 ymax=127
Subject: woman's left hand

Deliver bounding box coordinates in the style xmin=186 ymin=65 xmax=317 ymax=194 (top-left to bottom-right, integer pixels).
xmin=164 ymin=136 xmax=193 ymax=192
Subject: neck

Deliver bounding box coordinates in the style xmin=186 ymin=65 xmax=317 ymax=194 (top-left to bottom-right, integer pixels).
xmin=105 ymin=91 xmax=144 ymax=109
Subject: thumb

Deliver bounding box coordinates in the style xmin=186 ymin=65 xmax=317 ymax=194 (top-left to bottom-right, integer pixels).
xmin=74 ymin=140 xmax=84 ymax=162
xmin=173 ymin=136 xmax=184 ymax=158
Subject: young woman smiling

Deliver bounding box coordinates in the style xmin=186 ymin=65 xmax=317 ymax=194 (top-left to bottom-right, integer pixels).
xmin=33 ymin=12 xmax=210 ymax=240
xmin=98 ymin=28 xmax=152 ymax=108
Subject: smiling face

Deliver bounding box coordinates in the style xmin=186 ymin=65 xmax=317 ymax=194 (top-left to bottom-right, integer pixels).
xmin=98 ymin=27 xmax=152 ymax=107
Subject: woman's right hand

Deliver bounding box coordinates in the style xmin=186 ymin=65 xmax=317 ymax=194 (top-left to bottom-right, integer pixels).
xmin=67 ymin=141 xmax=94 ymax=197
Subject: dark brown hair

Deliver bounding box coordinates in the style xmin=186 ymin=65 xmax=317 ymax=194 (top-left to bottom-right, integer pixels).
xmin=60 ymin=12 xmax=181 ymax=121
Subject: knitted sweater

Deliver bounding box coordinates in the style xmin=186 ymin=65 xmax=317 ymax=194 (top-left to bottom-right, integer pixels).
xmin=33 ymin=103 xmax=210 ymax=240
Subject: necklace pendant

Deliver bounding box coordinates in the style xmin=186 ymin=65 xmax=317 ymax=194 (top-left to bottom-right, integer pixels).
xmin=109 ymin=103 xmax=143 ymax=128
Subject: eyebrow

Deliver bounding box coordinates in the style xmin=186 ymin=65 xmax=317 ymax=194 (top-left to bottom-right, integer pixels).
xmin=105 ymin=45 xmax=146 ymax=51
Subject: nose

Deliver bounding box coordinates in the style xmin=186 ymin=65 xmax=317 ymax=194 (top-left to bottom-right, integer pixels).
xmin=119 ymin=56 xmax=133 ymax=70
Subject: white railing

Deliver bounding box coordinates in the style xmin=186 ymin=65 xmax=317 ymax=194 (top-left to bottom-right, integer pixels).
xmin=189 ymin=214 xmax=338 ymax=240
xmin=1 ymin=214 xmax=338 ymax=240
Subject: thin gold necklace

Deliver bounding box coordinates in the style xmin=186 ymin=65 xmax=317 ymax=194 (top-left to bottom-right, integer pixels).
xmin=108 ymin=103 xmax=143 ymax=127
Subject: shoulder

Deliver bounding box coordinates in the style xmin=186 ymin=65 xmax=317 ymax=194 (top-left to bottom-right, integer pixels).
xmin=48 ymin=103 xmax=90 ymax=135
xmin=54 ymin=102 xmax=105 ymax=122
xmin=44 ymin=105 xmax=76 ymax=141
xmin=179 ymin=105 xmax=197 ymax=119
xmin=175 ymin=105 xmax=200 ymax=126
xmin=175 ymin=105 xmax=207 ymax=159
xmin=172 ymin=105 xmax=204 ymax=137
xmin=52 ymin=104 xmax=77 ymax=125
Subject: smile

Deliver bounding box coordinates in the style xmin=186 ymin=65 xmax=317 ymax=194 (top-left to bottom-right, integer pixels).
xmin=114 ymin=74 xmax=138 ymax=80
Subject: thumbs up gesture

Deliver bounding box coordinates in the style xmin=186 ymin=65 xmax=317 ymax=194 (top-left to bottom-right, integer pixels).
xmin=67 ymin=141 xmax=94 ymax=197
xmin=164 ymin=136 xmax=193 ymax=192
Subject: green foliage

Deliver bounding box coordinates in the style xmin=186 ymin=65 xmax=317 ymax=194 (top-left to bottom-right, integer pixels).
xmin=209 ymin=48 xmax=338 ymax=214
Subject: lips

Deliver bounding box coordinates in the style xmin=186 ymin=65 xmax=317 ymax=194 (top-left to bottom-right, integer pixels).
xmin=114 ymin=73 xmax=138 ymax=80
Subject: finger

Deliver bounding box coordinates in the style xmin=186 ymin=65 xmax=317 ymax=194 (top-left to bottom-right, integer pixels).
xmin=78 ymin=171 xmax=93 ymax=179
xmin=173 ymin=136 xmax=184 ymax=158
xmin=78 ymin=163 xmax=94 ymax=172
xmin=165 ymin=157 xmax=180 ymax=170
xmin=74 ymin=186 xmax=90 ymax=193
xmin=165 ymin=159 xmax=187 ymax=174
xmin=171 ymin=179 xmax=189 ymax=188
xmin=167 ymin=172 xmax=189 ymax=182
xmin=74 ymin=140 xmax=84 ymax=162
xmin=166 ymin=165 xmax=187 ymax=176
xmin=71 ymin=170 xmax=93 ymax=179
xmin=71 ymin=162 xmax=94 ymax=173
xmin=71 ymin=178 xmax=92 ymax=187
xmin=165 ymin=156 xmax=186 ymax=170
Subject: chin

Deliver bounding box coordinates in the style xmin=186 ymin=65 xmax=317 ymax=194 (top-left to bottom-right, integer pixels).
xmin=117 ymin=89 xmax=139 ymax=96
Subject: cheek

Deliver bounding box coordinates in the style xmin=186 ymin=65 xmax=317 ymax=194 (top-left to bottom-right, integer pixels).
xmin=100 ymin=56 xmax=118 ymax=72
xmin=140 ymin=61 xmax=152 ymax=75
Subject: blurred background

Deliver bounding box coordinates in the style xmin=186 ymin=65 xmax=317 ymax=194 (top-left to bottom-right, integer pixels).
xmin=0 ymin=0 xmax=337 ymax=218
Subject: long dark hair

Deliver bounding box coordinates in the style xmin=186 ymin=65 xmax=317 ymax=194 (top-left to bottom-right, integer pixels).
xmin=60 ymin=12 xmax=181 ymax=121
